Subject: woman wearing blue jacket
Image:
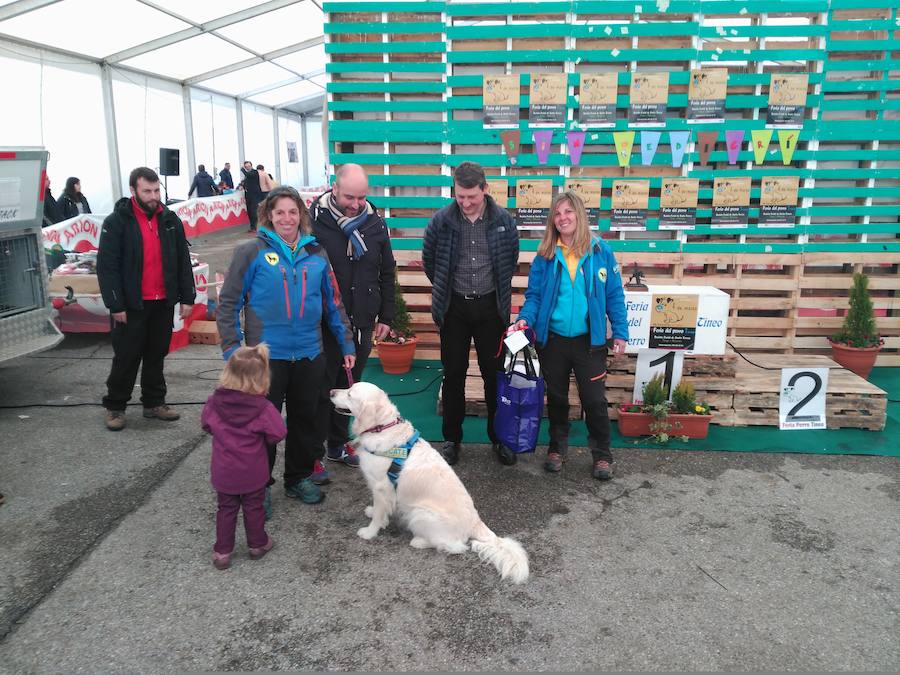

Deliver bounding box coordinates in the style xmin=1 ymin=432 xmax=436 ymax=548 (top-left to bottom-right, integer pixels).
xmin=218 ymin=187 xmax=356 ymax=508
xmin=512 ymin=191 xmax=628 ymax=480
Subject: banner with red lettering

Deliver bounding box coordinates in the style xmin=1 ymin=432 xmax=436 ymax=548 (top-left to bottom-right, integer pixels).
xmin=174 ymin=192 xmax=250 ymax=238
xmin=41 ymin=214 xmax=106 ymax=252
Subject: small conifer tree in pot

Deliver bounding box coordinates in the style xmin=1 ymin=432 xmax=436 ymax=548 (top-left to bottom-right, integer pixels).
xmin=828 ymin=272 xmax=883 ymax=380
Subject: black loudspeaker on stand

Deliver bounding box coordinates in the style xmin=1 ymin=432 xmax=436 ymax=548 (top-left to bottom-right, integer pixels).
xmin=159 ymin=147 xmax=179 ymax=203
xmin=159 ymin=148 xmax=179 ymax=176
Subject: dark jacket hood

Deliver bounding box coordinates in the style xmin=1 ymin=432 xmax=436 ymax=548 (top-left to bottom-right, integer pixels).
xmin=207 ymin=387 xmax=273 ymax=426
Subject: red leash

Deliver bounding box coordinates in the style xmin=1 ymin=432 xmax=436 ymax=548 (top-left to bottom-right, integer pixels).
xmin=344 ymin=365 xmax=355 ymax=387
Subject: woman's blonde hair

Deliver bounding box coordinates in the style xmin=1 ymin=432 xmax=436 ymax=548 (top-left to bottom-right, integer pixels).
xmin=536 ymin=191 xmax=592 ymax=260
xmin=257 ymin=186 xmax=311 ymax=235
xmin=219 ymin=343 xmax=271 ymax=395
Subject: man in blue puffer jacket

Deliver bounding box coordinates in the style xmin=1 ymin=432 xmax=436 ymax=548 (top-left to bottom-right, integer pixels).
xmin=513 ymin=191 xmax=628 ymax=481
xmin=218 ymin=187 xmax=355 ymax=507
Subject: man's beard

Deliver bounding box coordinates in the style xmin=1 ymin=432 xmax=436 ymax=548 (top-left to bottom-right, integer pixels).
xmin=135 ymin=194 xmax=159 ymax=216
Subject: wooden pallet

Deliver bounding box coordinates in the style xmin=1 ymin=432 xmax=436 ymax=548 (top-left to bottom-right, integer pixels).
xmin=730 ymin=354 xmax=887 ymax=431
xmin=326 ymin=4 xmax=900 ymax=367
xmin=441 ymin=352 xmax=886 ymax=431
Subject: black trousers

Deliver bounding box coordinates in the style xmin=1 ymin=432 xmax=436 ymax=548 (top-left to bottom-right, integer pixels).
xmin=320 ymin=326 xmax=374 ymax=450
xmin=246 ymin=192 xmax=261 ymax=230
xmin=267 ymin=356 xmax=327 ymax=487
xmin=103 ymin=300 xmax=173 ymax=411
xmin=538 ymin=333 xmax=613 ymax=462
xmin=439 ymin=293 xmax=503 ymax=445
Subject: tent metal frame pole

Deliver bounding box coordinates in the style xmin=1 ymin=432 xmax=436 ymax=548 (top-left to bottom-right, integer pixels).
xmin=182 ymin=85 xmax=196 ymax=195
xmin=236 ymin=97 xmax=246 ymax=167
xmin=273 ymin=111 xmax=282 ymax=184
xmin=100 ymin=63 xmax=123 ymax=200
xmin=300 ymin=113 xmax=309 ymax=187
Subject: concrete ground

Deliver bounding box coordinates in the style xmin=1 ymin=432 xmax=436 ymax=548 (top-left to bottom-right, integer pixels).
xmin=0 ymin=226 xmax=897 ymax=672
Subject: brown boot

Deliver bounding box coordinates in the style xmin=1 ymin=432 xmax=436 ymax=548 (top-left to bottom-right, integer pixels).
xmin=142 ymin=404 xmax=180 ymax=421
xmin=106 ymin=410 xmax=126 ymax=431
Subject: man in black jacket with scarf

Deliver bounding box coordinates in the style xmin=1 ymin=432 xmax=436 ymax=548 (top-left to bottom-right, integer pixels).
xmin=423 ymin=162 xmax=520 ymax=467
xmin=311 ymin=164 xmax=396 ymax=476
xmin=97 ymin=167 xmax=196 ymax=431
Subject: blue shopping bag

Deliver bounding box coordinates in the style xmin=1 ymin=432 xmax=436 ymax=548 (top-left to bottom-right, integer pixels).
xmin=494 ymin=335 xmax=544 ymax=454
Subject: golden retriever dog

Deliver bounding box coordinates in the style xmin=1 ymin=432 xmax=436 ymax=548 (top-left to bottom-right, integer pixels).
xmin=330 ymin=382 xmax=529 ymax=584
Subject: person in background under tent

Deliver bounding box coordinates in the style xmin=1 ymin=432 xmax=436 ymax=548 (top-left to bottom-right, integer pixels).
xmin=240 ymin=161 xmax=263 ymax=233
xmin=57 ymin=177 xmax=92 ymax=220
xmin=189 ymin=164 xmax=220 ymax=198
xmin=43 ymin=176 xmax=61 ymax=227
xmin=219 ymin=162 xmax=234 ymax=190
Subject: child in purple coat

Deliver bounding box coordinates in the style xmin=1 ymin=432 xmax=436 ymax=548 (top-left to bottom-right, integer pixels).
xmin=202 ymin=344 xmax=287 ymax=570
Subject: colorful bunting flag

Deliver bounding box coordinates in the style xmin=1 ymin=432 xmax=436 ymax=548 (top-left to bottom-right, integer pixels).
xmin=640 ymin=131 xmax=662 ymax=166
xmin=566 ymin=131 xmax=586 ymax=166
xmin=500 ymin=130 xmax=521 ymax=165
xmin=725 ymin=129 xmax=745 ymax=165
xmin=778 ymin=129 xmax=799 ymax=165
xmin=669 ymin=131 xmax=690 ymax=168
xmin=751 ymin=129 xmax=773 ymax=164
xmin=613 ymin=131 xmax=636 ymax=167
xmin=533 ymin=130 xmax=554 ymax=165
xmin=697 ymin=130 xmax=718 ymax=166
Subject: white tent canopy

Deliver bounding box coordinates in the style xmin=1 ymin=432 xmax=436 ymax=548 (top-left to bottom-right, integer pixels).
xmin=0 ymin=0 xmax=328 ymax=212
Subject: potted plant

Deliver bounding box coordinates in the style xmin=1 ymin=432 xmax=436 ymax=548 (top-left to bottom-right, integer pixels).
xmin=617 ymin=375 xmax=712 ymax=441
xmin=617 ymin=373 xmax=666 ymax=437
xmin=375 ymin=273 xmax=417 ymax=374
xmin=667 ymin=380 xmax=712 ymax=440
xmin=828 ymin=272 xmax=883 ymax=380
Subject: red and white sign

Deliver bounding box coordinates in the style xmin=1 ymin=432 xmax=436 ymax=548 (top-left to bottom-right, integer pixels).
xmin=42 ymin=215 xmax=105 ymax=252
xmin=174 ymin=192 xmax=249 ymax=239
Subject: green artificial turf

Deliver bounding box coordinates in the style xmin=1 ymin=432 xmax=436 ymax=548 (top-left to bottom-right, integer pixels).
xmin=364 ymin=361 xmax=900 ymax=457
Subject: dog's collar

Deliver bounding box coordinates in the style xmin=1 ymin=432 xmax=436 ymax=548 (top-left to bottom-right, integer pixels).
xmin=360 ymin=417 xmax=405 ymax=435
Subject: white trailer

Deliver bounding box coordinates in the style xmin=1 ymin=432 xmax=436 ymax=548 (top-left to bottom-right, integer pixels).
xmin=0 ymin=148 xmax=63 ymax=363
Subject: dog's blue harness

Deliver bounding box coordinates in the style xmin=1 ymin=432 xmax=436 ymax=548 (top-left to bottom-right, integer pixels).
xmin=381 ymin=430 xmax=421 ymax=487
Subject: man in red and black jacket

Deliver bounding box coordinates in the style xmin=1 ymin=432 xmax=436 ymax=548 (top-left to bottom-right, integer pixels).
xmin=97 ymin=167 xmax=196 ymax=431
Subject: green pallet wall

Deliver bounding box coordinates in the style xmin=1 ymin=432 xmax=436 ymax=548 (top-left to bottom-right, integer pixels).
xmin=324 ymin=0 xmax=899 ymax=255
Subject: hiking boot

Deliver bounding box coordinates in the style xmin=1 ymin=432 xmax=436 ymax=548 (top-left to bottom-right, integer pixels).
xmin=544 ymin=452 xmax=564 ymax=473
xmin=493 ymin=443 xmax=517 ymax=466
xmin=326 ymin=442 xmax=360 ymax=467
xmin=212 ymin=551 xmax=231 ymax=570
xmin=440 ymin=441 xmax=460 ymax=466
xmin=284 ymin=477 xmax=325 ymax=504
xmin=310 ymin=459 xmax=331 ymax=485
xmin=143 ymin=405 xmax=180 ymax=421
xmin=106 ymin=410 xmax=126 ymax=431
xmin=263 ymin=486 xmax=273 ymax=521
xmin=592 ymin=460 xmax=613 ymax=481
xmin=249 ymin=537 xmax=275 ymax=560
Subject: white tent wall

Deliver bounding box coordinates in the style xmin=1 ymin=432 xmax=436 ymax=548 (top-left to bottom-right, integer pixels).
xmin=241 ymin=101 xmax=276 ymax=182
xmin=189 ymin=89 xmax=240 ymax=185
xmin=0 ymin=42 xmax=115 ymax=212
xmin=277 ymin=113 xmax=302 ymax=188
xmin=303 ymin=116 xmax=326 ymax=188
xmin=111 ymin=69 xmax=189 ymax=201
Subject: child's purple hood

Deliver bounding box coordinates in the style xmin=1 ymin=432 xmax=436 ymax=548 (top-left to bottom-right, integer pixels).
xmin=206 ymin=387 xmax=273 ymax=425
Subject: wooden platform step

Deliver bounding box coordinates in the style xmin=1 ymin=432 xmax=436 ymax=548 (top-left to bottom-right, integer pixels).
xmin=445 ymin=353 xmax=887 ymax=431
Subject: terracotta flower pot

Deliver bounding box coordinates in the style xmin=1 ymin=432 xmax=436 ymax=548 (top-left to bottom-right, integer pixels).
xmin=376 ymin=337 xmax=418 ymax=374
xmin=665 ymin=413 xmax=711 ymax=439
xmin=829 ymin=340 xmax=881 ymax=380
xmin=617 ymin=406 xmax=711 ymax=439
xmin=617 ymin=407 xmax=654 ymax=437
